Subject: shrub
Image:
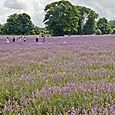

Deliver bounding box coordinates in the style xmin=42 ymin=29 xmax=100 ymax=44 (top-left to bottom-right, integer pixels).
xmin=95 ymin=29 xmax=102 ymax=35
xmin=111 ymin=28 xmax=115 ymax=34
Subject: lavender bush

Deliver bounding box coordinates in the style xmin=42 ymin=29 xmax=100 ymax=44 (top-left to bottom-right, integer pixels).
xmin=0 ymin=35 xmax=115 ymax=114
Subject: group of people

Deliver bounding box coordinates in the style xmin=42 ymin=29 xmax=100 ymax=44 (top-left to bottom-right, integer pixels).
xmin=36 ymin=35 xmax=45 ymax=42
xmin=6 ymin=35 xmax=45 ymax=43
xmin=6 ymin=36 xmax=26 ymax=43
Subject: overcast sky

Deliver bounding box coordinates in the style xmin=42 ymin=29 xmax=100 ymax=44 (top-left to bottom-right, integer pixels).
xmin=0 ymin=0 xmax=115 ymax=27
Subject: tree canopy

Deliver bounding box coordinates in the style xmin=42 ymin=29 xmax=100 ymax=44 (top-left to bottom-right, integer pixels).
xmin=44 ymin=0 xmax=99 ymax=36
xmin=0 ymin=0 xmax=114 ymax=35
xmin=109 ymin=20 xmax=115 ymax=29
xmin=44 ymin=0 xmax=79 ymax=36
xmin=0 ymin=24 xmax=4 ymax=35
xmin=76 ymin=6 xmax=98 ymax=35
xmin=4 ymin=13 xmax=34 ymax=35
xmin=97 ymin=18 xmax=111 ymax=34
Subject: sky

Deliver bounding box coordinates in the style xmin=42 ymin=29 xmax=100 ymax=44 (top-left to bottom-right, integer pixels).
xmin=0 ymin=0 xmax=115 ymax=27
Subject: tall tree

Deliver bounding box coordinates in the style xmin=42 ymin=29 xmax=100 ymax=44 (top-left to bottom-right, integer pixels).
xmin=76 ymin=6 xmax=98 ymax=35
xmin=109 ymin=20 xmax=115 ymax=29
xmin=76 ymin=6 xmax=90 ymax=35
xmin=97 ymin=18 xmax=111 ymax=34
xmin=0 ymin=24 xmax=4 ymax=34
xmin=109 ymin=20 xmax=115 ymax=34
xmin=83 ymin=10 xmax=98 ymax=35
xmin=44 ymin=0 xmax=79 ymax=36
xmin=4 ymin=13 xmax=34 ymax=35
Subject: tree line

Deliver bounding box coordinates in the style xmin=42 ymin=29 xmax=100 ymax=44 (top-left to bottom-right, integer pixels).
xmin=0 ymin=13 xmax=46 ymax=35
xmin=0 ymin=0 xmax=115 ymax=36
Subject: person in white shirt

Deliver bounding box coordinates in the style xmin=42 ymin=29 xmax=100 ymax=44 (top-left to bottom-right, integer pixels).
xmin=19 ymin=37 xmax=22 ymax=42
xmin=6 ymin=37 xmax=10 ymax=43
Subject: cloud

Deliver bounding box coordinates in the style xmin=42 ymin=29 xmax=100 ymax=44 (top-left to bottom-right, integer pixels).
xmin=0 ymin=0 xmax=115 ymax=27
xmin=72 ymin=0 xmax=115 ymax=20
xmin=4 ymin=0 xmax=27 ymax=10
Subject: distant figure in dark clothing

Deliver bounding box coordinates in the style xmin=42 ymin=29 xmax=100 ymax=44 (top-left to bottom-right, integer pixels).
xmin=42 ymin=35 xmax=45 ymax=42
xmin=12 ymin=37 xmax=15 ymax=42
xmin=36 ymin=36 xmax=39 ymax=42
xmin=24 ymin=37 xmax=26 ymax=42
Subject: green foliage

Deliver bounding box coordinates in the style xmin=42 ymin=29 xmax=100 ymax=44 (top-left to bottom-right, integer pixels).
xmin=32 ymin=26 xmax=41 ymax=35
xmin=0 ymin=24 xmax=4 ymax=35
xmin=44 ymin=0 xmax=79 ymax=36
xmin=83 ymin=17 xmax=95 ymax=35
xmin=0 ymin=1 xmax=114 ymax=36
xmin=32 ymin=27 xmax=50 ymax=35
xmin=111 ymin=28 xmax=115 ymax=34
xmin=76 ymin=6 xmax=98 ymax=35
xmin=83 ymin=10 xmax=98 ymax=35
xmin=95 ymin=29 xmax=102 ymax=35
xmin=4 ymin=13 xmax=34 ymax=35
xmin=97 ymin=18 xmax=111 ymax=34
xmin=44 ymin=0 xmax=99 ymax=36
xmin=109 ymin=20 xmax=115 ymax=29
xmin=76 ymin=6 xmax=89 ymax=35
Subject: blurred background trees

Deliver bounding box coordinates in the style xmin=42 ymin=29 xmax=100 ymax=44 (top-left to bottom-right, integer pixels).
xmin=96 ymin=18 xmax=111 ymax=34
xmin=44 ymin=0 xmax=99 ymax=36
xmin=82 ymin=10 xmax=98 ymax=35
xmin=0 ymin=0 xmax=114 ymax=36
xmin=3 ymin=13 xmax=34 ymax=35
xmin=108 ymin=20 xmax=115 ymax=34
xmin=0 ymin=24 xmax=4 ymax=35
xmin=76 ymin=6 xmax=98 ymax=35
xmin=43 ymin=0 xmax=79 ymax=36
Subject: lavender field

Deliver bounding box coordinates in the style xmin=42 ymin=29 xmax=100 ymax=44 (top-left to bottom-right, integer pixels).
xmin=0 ymin=35 xmax=115 ymax=114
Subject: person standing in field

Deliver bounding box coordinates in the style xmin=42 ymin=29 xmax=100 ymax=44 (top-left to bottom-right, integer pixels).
xmin=12 ymin=37 xmax=15 ymax=42
xmin=36 ymin=36 xmax=39 ymax=42
xmin=6 ymin=37 xmax=10 ymax=43
xmin=24 ymin=37 xmax=26 ymax=42
xmin=19 ymin=37 xmax=22 ymax=42
xmin=42 ymin=35 xmax=45 ymax=42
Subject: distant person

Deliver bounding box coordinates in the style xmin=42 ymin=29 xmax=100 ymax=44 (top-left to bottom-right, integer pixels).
xmin=6 ymin=37 xmax=10 ymax=43
xmin=42 ymin=35 xmax=45 ymax=42
xmin=19 ymin=37 xmax=22 ymax=42
xmin=12 ymin=37 xmax=15 ymax=42
xmin=36 ymin=36 xmax=39 ymax=42
xmin=24 ymin=37 xmax=26 ymax=42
